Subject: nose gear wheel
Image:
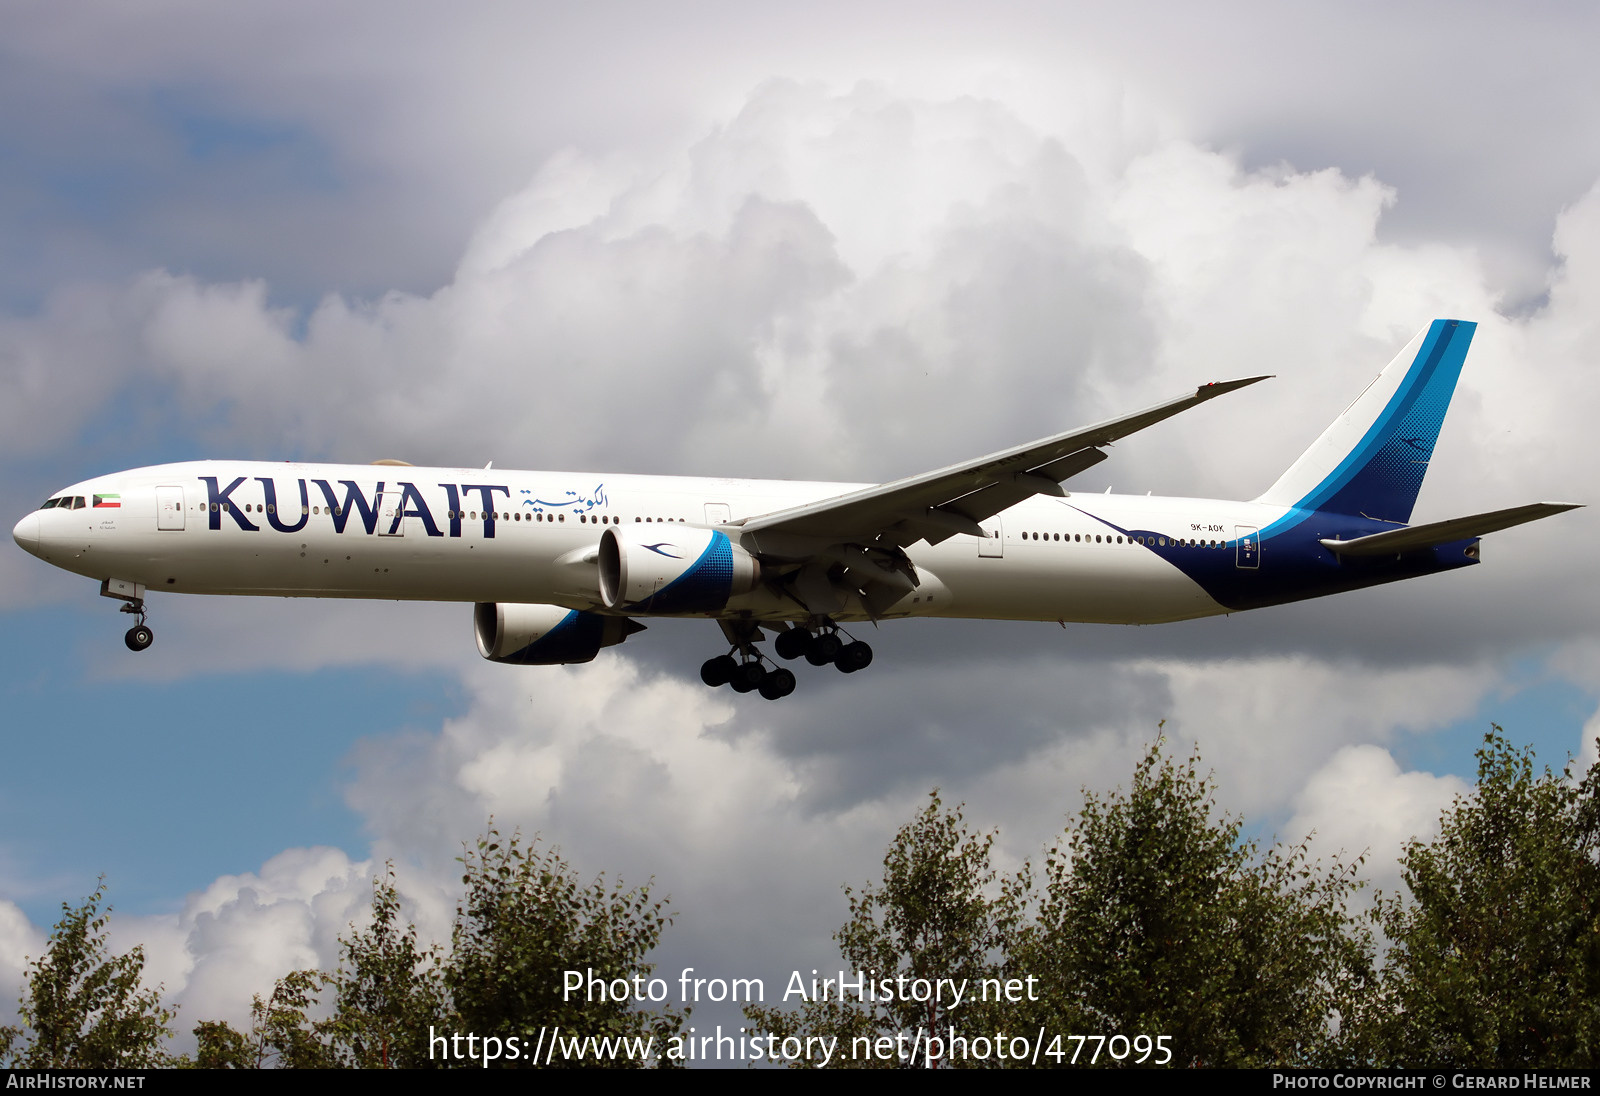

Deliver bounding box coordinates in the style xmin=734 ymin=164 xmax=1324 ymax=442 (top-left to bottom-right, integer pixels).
xmin=119 ymin=599 xmax=154 ymax=652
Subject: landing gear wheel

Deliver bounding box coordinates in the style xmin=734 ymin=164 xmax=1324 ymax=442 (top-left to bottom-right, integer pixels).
xmin=836 ymin=640 xmax=873 ymax=674
xmin=700 ymin=655 xmax=738 ymax=687
xmin=124 ymin=624 xmax=154 ymax=652
xmin=758 ymin=667 xmax=796 ymax=700
xmin=730 ymin=662 xmax=765 ymax=693
xmin=774 ymin=629 xmax=812 ymax=661
xmin=806 ymin=632 xmax=842 ymax=666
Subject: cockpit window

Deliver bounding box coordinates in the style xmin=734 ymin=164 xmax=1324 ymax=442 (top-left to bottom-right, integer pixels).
xmin=40 ymin=498 xmax=60 ymax=509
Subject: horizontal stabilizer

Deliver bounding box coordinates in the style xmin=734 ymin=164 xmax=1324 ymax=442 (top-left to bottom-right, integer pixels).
xmin=1320 ymin=502 xmax=1582 ymax=556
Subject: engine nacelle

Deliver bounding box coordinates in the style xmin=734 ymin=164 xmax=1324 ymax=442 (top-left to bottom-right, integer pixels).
xmin=474 ymin=602 xmax=642 ymax=665
xmin=598 ymin=525 xmax=761 ymax=613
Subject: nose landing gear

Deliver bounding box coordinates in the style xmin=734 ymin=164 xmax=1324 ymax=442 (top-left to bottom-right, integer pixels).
xmin=121 ymin=602 xmax=153 ymax=651
xmin=101 ymin=578 xmax=154 ymax=652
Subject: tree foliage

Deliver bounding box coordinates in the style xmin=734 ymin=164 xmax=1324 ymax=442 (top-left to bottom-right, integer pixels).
xmin=1012 ymin=739 xmax=1372 ymax=1067
xmin=1360 ymin=728 xmax=1600 ymax=1067
xmin=446 ymin=826 xmax=684 ymax=1066
xmin=0 ymin=881 xmax=177 ymax=1068
xmin=191 ymin=873 xmax=437 ymax=1069
xmin=201 ymin=829 xmax=683 ymax=1068
xmin=745 ymin=791 xmax=1014 ymax=1068
xmin=16 ymin=730 xmax=1600 ymax=1069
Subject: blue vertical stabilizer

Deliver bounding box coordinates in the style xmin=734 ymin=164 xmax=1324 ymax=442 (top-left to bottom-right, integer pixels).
xmin=1256 ymin=319 xmax=1474 ymax=524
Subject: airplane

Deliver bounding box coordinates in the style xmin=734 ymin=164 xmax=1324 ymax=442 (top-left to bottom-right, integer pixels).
xmin=10 ymin=318 xmax=1579 ymax=700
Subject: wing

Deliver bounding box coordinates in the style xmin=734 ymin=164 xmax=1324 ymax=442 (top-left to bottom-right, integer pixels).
xmin=737 ymin=376 xmax=1270 ymax=558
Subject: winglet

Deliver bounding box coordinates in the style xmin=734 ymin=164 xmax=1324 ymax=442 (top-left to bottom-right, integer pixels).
xmin=1199 ymin=375 xmax=1273 ymax=399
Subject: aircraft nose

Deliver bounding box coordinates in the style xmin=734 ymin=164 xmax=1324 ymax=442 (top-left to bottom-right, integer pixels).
xmin=12 ymin=512 xmax=40 ymax=556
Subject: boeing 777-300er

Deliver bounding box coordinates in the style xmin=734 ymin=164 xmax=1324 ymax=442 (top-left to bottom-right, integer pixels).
xmin=11 ymin=319 xmax=1580 ymax=699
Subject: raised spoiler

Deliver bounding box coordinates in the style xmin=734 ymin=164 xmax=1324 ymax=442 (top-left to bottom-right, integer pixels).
xmin=1319 ymin=502 xmax=1582 ymax=557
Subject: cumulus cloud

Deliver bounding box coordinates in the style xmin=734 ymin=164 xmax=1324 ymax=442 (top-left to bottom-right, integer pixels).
xmin=107 ymin=848 xmax=381 ymax=1034
xmin=0 ymin=899 xmax=45 ymax=1028
xmin=1287 ymin=744 xmax=1470 ymax=897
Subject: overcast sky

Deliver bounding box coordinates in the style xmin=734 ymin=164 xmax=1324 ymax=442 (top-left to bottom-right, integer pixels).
xmin=2 ymin=1 xmax=1598 ymax=1056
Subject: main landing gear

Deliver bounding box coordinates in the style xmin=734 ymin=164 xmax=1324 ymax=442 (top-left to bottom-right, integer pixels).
xmin=700 ymin=621 xmax=872 ymax=701
xmin=773 ymin=626 xmax=873 ymax=673
xmin=699 ymin=654 xmax=796 ymax=700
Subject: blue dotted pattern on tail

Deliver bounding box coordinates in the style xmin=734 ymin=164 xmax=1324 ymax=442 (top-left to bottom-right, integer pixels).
xmin=1298 ymin=319 xmax=1473 ymax=524
xmin=636 ymin=530 xmax=735 ymax=613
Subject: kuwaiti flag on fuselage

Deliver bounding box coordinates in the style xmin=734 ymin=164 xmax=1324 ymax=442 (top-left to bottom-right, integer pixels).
xmin=92 ymin=494 xmax=121 ymax=508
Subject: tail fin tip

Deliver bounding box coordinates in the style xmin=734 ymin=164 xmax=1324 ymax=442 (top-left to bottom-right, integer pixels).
xmin=1257 ymin=319 xmax=1476 ymax=524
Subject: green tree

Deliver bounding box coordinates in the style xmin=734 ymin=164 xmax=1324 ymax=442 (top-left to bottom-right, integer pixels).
xmin=745 ymin=791 xmax=1014 ymax=1068
xmin=447 ymin=826 xmax=684 ymax=1067
xmin=1361 ymin=728 xmax=1600 ymax=1067
xmin=321 ymin=868 xmax=449 ymax=1067
xmin=192 ymin=1019 xmax=251 ymax=1068
xmin=1012 ymin=739 xmax=1371 ymax=1067
xmin=248 ymin=969 xmax=340 ymax=1069
xmin=0 ymin=881 xmax=178 ymax=1068
xmin=189 ymin=868 xmax=443 ymax=1070
xmin=195 ymin=831 xmax=682 ymax=1068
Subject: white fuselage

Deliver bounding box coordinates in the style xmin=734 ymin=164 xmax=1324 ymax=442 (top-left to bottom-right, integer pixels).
xmin=16 ymin=460 xmax=1287 ymax=626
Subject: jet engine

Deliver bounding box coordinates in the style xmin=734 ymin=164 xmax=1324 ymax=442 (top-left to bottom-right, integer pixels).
xmin=473 ymin=602 xmax=642 ymax=665
xmin=598 ymin=525 xmax=760 ymax=613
